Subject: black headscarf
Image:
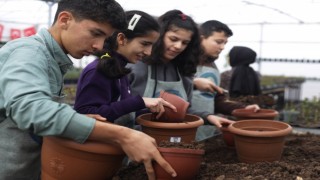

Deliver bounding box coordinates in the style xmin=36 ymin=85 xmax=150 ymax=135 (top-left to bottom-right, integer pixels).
xmin=229 ymin=46 xmax=261 ymax=98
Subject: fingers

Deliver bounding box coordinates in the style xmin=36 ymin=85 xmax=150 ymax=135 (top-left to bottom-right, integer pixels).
xmin=208 ymin=115 xmax=235 ymax=128
xmin=245 ymin=104 xmax=261 ymax=112
xmin=155 ymin=104 xmax=165 ymax=119
xmin=86 ymin=114 xmax=107 ymax=122
xmin=162 ymin=100 xmax=177 ymax=112
xmin=212 ymin=85 xmax=224 ymax=94
xmin=144 ymin=161 xmax=156 ymax=180
xmin=145 ymin=97 xmax=178 ymax=119
xmin=152 ymin=153 xmax=177 ymax=179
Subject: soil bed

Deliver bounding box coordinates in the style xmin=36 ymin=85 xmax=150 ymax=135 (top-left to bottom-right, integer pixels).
xmin=113 ymin=132 xmax=320 ymax=179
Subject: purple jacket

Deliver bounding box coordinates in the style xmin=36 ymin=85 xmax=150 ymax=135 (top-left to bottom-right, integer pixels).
xmin=74 ymin=58 xmax=145 ymax=122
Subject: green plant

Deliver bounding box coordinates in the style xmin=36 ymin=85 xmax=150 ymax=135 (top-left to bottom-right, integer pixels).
xmin=299 ymin=97 xmax=320 ymax=124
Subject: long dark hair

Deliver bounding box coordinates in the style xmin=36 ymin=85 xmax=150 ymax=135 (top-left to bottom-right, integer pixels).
xmin=144 ymin=9 xmax=201 ymax=76
xmin=96 ymin=10 xmax=160 ymax=79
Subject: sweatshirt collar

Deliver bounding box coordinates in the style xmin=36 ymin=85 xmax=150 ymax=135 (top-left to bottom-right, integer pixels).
xmin=37 ymin=28 xmax=74 ymax=74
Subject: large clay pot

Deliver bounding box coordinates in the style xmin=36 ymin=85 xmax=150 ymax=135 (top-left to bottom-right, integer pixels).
xmin=158 ymin=90 xmax=190 ymax=122
xmin=228 ymin=119 xmax=292 ymax=163
xmin=136 ymin=113 xmax=204 ymax=144
xmin=41 ymin=136 xmax=125 ymax=180
xmin=154 ymin=147 xmax=205 ymax=180
xmin=221 ymin=108 xmax=279 ymax=147
xmin=232 ymin=108 xmax=279 ymax=120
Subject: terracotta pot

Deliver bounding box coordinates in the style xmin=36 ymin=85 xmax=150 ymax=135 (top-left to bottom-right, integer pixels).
xmin=158 ymin=90 xmax=190 ymax=122
xmin=154 ymin=147 xmax=205 ymax=180
xmin=136 ymin=113 xmax=203 ymax=144
xmin=41 ymin=136 xmax=125 ymax=180
xmin=232 ymin=108 xmax=279 ymax=120
xmin=228 ymin=119 xmax=292 ymax=163
xmin=220 ymin=122 xmax=234 ymax=147
xmin=221 ymin=109 xmax=279 ymax=147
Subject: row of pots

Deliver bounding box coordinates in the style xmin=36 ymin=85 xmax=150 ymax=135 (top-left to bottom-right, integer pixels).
xmin=40 ymin=92 xmax=292 ymax=179
xmin=40 ymin=113 xmax=204 ymax=180
xmin=221 ymin=109 xmax=292 ymax=163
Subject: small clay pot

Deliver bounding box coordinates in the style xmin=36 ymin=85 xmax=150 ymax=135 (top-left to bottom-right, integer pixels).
xmin=136 ymin=113 xmax=204 ymax=144
xmin=232 ymin=108 xmax=279 ymax=120
xmin=158 ymin=90 xmax=190 ymax=122
xmin=220 ymin=122 xmax=235 ymax=147
xmin=41 ymin=136 xmax=125 ymax=179
xmin=154 ymin=147 xmax=205 ymax=180
xmin=228 ymin=119 xmax=292 ymax=163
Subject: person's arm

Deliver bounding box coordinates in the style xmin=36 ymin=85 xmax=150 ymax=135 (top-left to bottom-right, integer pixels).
xmin=2 ymin=42 xmax=176 ymax=180
xmin=193 ymin=77 xmax=224 ymax=94
xmin=74 ymin=70 xmax=146 ymax=122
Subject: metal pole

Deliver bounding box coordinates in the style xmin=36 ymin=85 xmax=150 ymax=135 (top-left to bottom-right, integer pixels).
xmin=258 ymin=23 xmax=264 ymax=73
xmin=48 ymin=2 xmax=53 ymax=27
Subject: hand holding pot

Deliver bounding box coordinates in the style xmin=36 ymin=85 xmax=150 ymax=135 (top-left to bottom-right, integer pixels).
xmin=157 ymin=90 xmax=190 ymax=122
xmin=143 ymin=97 xmax=177 ymax=119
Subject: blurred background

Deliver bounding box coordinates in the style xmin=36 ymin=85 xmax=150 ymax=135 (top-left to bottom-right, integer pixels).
xmin=1 ymin=0 xmax=320 ymax=118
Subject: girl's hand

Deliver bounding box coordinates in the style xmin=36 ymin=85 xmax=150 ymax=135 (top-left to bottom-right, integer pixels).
xmin=143 ymin=97 xmax=177 ymax=119
xmin=207 ymin=114 xmax=235 ymax=128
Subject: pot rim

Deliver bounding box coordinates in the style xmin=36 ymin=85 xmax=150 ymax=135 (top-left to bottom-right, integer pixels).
xmin=157 ymin=147 xmax=205 ymax=155
xmin=44 ymin=136 xmax=125 ymax=155
xmin=136 ymin=113 xmax=204 ymax=129
xmin=228 ymin=119 xmax=292 ymax=137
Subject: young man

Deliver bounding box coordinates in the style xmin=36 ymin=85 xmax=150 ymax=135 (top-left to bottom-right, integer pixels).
xmin=192 ymin=20 xmax=259 ymax=141
xmin=0 ymin=1 xmax=176 ymax=179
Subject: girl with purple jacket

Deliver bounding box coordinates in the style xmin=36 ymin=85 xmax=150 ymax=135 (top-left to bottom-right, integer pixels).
xmin=74 ymin=10 xmax=176 ymax=127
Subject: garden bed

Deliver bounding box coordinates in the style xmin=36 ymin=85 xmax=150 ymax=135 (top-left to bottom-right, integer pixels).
xmin=113 ymin=132 xmax=320 ymax=179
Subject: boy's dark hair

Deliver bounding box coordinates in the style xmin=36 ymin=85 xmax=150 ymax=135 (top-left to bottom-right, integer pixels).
xmin=96 ymin=10 xmax=160 ymax=79
xmin=199 ymin=20 xmax=233 ymax=38
xmin=199 ymin=20 xmax=233 ymax=64
xmin=53 ymin=0 xmax=127 ymax=30
xmin=145 ymin=9 xmax=201 ymax=76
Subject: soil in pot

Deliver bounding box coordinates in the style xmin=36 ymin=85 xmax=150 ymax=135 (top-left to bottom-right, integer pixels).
xmin=113 ymin=132 xmax=320 ymax=180
xmin=232 ymin=108 xmax=279 ymax=120
xmin=229 ymin=95 xmax=276 ymax=109
xmin=136 ymin=113 xmax=204 ymax=144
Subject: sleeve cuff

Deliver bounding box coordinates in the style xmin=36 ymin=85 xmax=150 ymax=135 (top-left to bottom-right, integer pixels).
xmin=61 ymin=113 xmax=95 ymax=143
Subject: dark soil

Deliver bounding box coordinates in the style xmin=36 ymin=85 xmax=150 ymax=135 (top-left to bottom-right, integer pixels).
xmin=113 ymin=132 xmax=320 ymax=179
xmin=229 ymin=95 xmax=276 ymax=109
